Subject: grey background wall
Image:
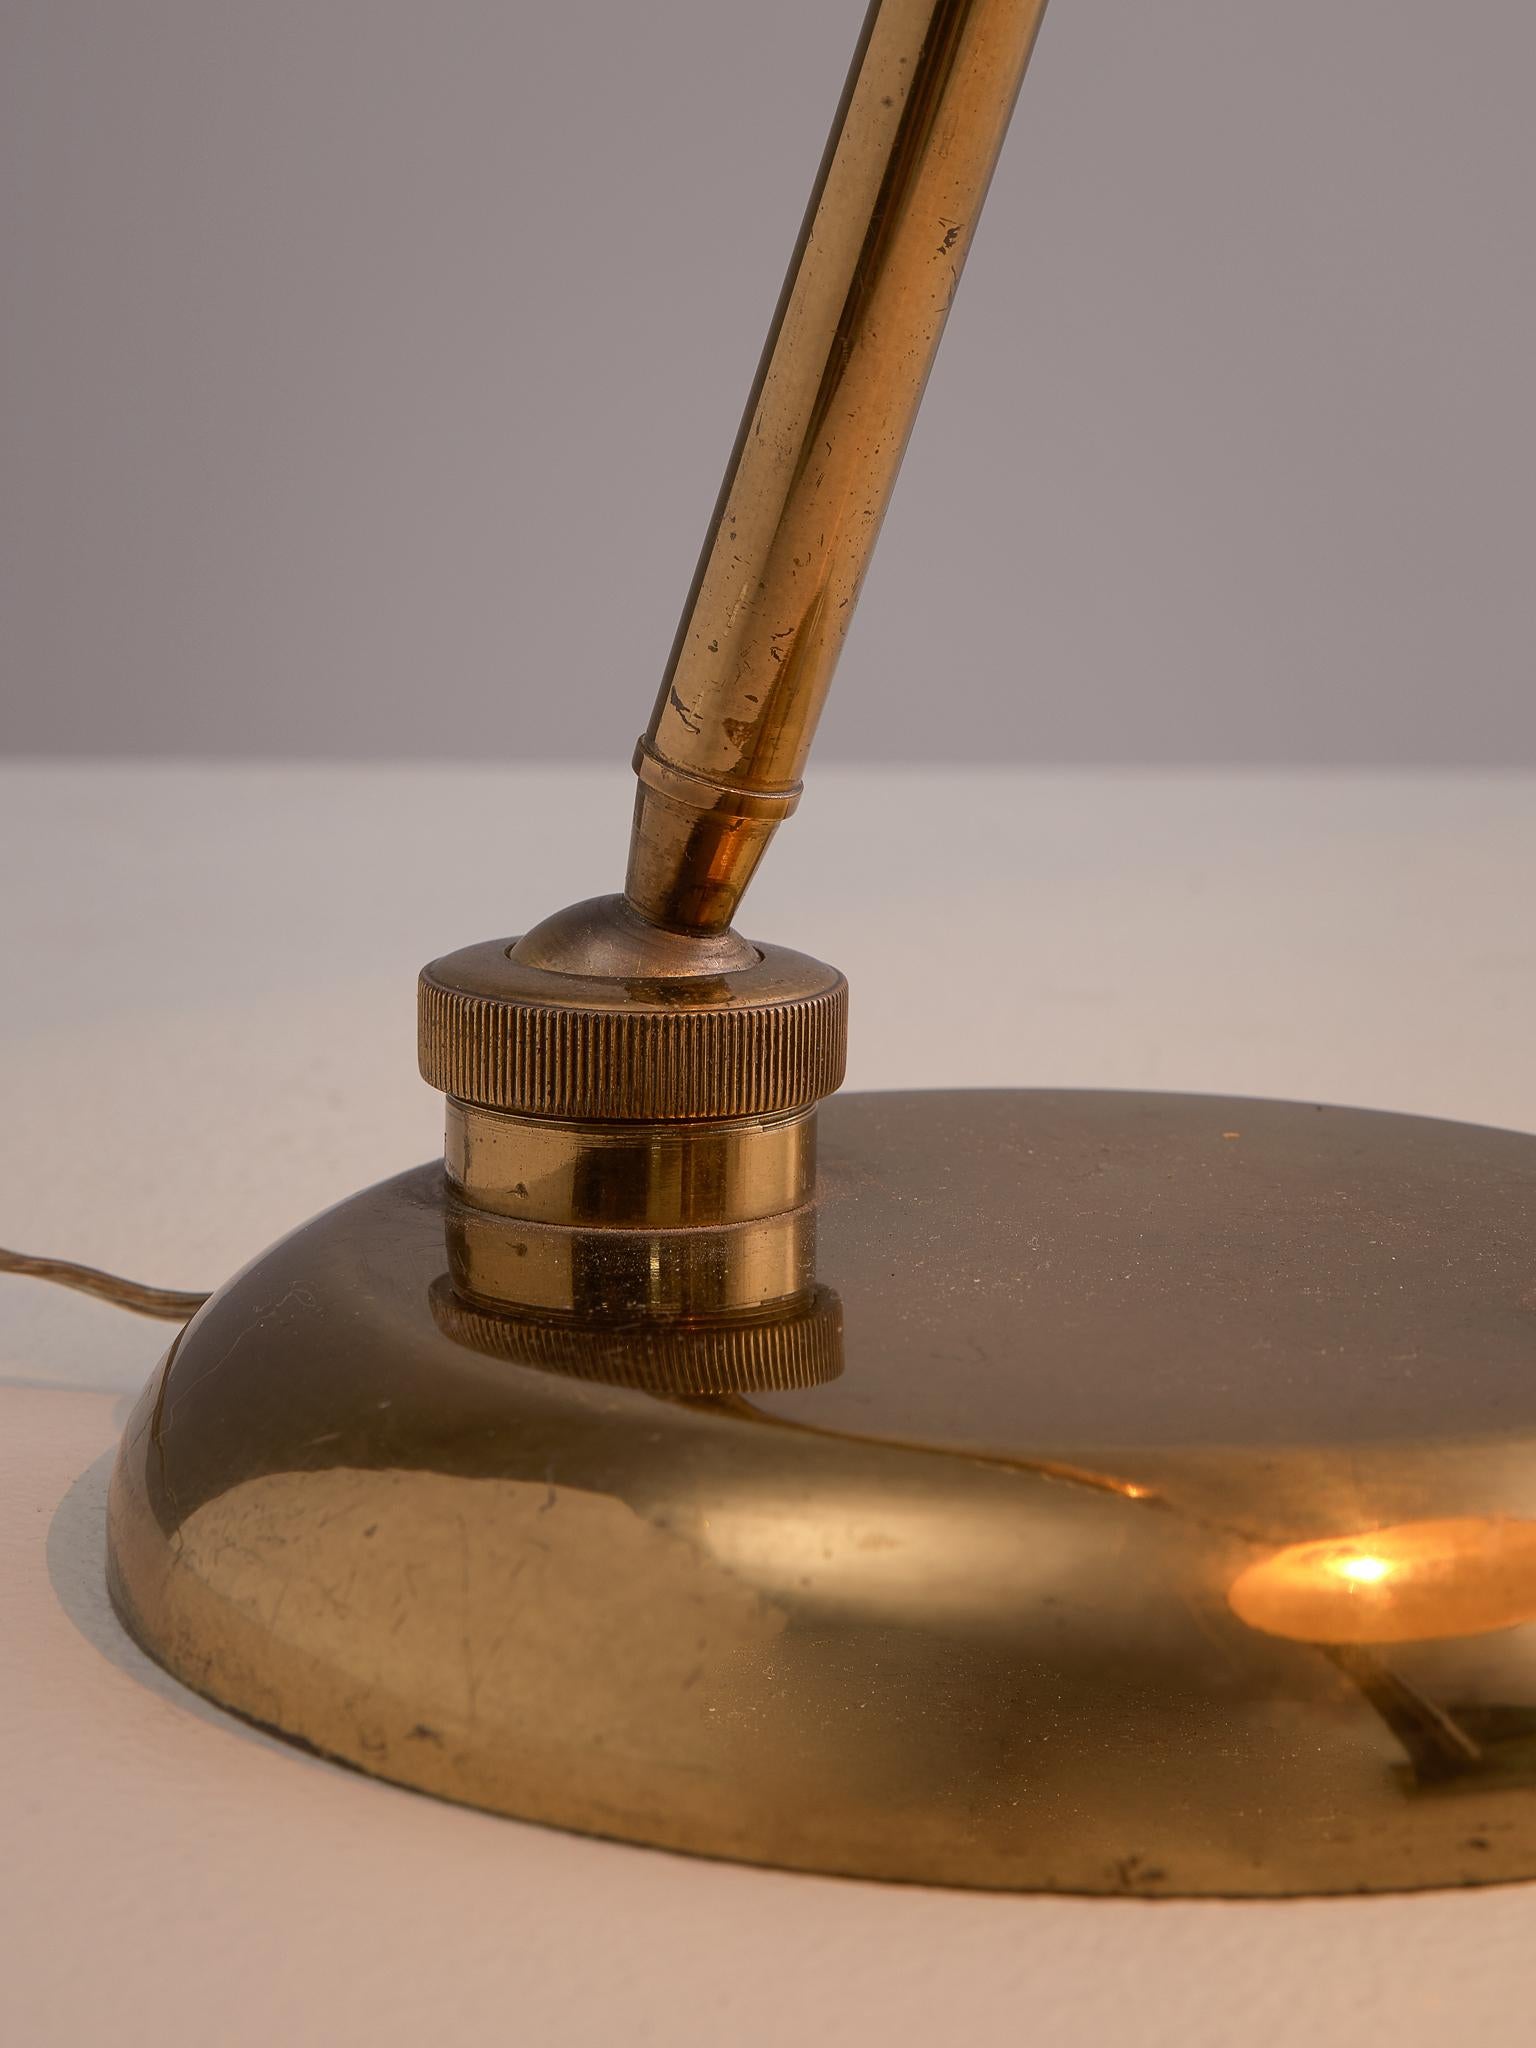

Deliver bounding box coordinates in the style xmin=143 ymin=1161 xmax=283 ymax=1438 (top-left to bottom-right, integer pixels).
xmin=3 ymin=0 xmax=1533 ymax=766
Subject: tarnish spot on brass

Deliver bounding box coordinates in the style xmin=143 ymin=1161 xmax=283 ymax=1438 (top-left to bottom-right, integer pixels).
xmin=166 ymin=1469 xmax=786 ymax=1815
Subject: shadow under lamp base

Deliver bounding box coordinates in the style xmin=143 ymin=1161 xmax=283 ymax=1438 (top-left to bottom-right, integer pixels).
xmin=107 ymin=1088 xmax=1536 ymax=1897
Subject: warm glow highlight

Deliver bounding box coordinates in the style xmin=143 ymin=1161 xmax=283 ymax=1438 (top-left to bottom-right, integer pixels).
xmin=1228 ymin=1516 xmax=1536 ymax=1645
xmin=1330 ymin=1553 xmax=1391 ymax=1585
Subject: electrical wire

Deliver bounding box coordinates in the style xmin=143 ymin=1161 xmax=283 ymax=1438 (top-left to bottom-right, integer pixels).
xmin=0 ymin=1246 xmax=209 ymax=1322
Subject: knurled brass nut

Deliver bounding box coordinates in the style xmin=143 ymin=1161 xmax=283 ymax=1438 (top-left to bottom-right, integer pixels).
xmin=418 ymin=937 xmax=848 ymax=1123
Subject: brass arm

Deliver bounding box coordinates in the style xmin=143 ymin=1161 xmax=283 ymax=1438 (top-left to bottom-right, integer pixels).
xmin=420 ymin=0 xmax=1049 ymax=1235
xmin=626 ymin=0 xmax=1050 ymax=933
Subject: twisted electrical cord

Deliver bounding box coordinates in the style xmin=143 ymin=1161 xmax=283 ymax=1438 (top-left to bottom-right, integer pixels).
xmin=0 ymin=1246 xmax=209 ymax=1322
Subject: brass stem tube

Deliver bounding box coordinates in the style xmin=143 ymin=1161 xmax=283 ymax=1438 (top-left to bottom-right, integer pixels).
xmin=626 ymin=0 xmax=1049 ymax=933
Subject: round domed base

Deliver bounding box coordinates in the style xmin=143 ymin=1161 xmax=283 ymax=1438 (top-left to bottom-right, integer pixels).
xmin=107 ymin=1090 xmax=1536 ymax=1896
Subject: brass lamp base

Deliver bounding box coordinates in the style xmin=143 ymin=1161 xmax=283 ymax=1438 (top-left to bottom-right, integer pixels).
xmin=108 ymin=1089 xmax=1536 ymax=1897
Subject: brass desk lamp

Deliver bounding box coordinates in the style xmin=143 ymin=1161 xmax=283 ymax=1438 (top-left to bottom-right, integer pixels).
xmin=106 ymin=0 xmax=1536 ymax=1896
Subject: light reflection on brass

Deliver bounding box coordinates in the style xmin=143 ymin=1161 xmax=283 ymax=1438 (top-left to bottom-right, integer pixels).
xmin=446 ymin=1099 xmax=815 ymax=1229
xmin=1322 ymin=1644 xmax=1487 ymax=1786
xmin=88 ymin=0 xmax=1536 ymax=1908
xmin=428 ymin=1276 xmax=844 ymax=1397
xmin=626 ymin=0 xmax=1050 ymax=931
xmin=1230 ymin=1520 xmax=1536 ymax=1647
xmin=106 ymin=1094 xmax=1536 ymax=1895
xmin=446 ymin=1199 xmax=817 ymax=1321
xmin=434 ymin=1117 xmax=843 ymax=1394
xmin=417 ymin=912 xmax=847 ymax=1234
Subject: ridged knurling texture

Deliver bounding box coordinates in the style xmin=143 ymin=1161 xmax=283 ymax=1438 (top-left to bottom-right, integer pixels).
xmin=429 ymin=1278 xmax=843 ymax=1394
xmin=419 ymin=945 xmax=847 ymax=1121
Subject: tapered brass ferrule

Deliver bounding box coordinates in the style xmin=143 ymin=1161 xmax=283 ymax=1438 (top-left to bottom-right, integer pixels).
xmin=626 ymin=0 xmax=1049 ymax=932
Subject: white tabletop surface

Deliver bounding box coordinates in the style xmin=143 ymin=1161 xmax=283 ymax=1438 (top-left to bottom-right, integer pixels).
xmin=4 ymin=761 xmax=1536 ymax=2046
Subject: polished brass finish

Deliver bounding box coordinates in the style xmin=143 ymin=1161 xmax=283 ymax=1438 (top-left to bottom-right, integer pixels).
xmin=627 ymin=0 xmax=1050 ymax=932
xmin=420 ymin=0 xmax=1053 ymax=1225
xmin=447 ymin=1101 xmax=815 ymax=1228
xmin=511 ymin=892 xmax=759 ymax=981
xmin=0 ymin=1244 xmax=209 ymax=1322
xmin=419 ymin=911 xmax=846 ymax=1126
xmin=447 ymin=1198 xmax=818 ymax=1321
xmin=109 ymin=1092 xmax=1536 ymax=1896
xmin=100 ymin=0 xmax=1536 ymax=1903
xmin=429 ymin=1278 xmax=844 ymax=1396
xmin=1230 ymin=1521 xmax=1536 ymax=1648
